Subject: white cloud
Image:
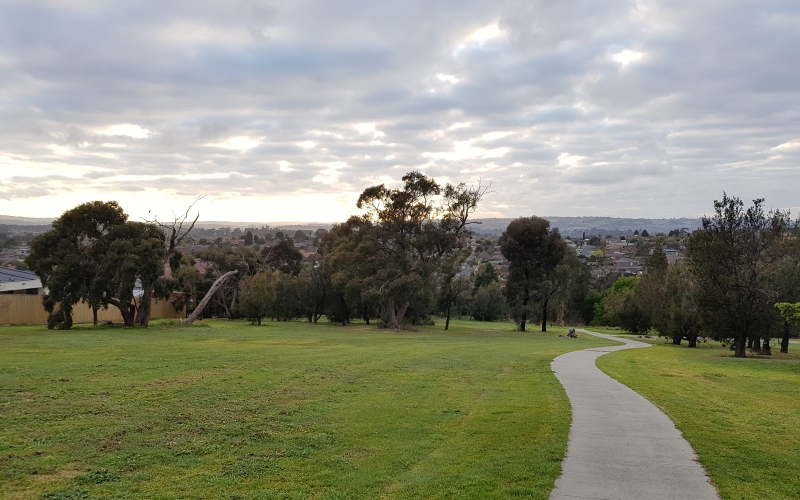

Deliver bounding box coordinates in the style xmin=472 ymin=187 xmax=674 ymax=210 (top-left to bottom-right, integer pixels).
xmin=558 ymin=152 xmax=585 ymax=167
xmin=773 ymin=140 xmax=800 ymax=150
xmin=436 ymin=74 xmax=459 ymax=84
xmin=448 ymin=122 xmax=472 ymax=131
xmin=464 ymin=23 xmax=505 ymax=45
xmin=312 ymin=161 xmax=347 ymax=185
xmin=423 ymin=141 xmax=510 ymax=161
xmin=206 ymin=136 xmax=261 ymax=150
xmin=296 ymin=140 xmax=316 ymax=149
xmin=482 ymin=131 xmax=512 ymax=141
xmin=611 ymin=50 xmax=644 ymax=66
xmin=278 ymin=160 xmax=293 ymax=172
xmin=354 ymin=122 xmax=377 ymax=134
xmin=95 ymin=124 xmax=151 ymax=139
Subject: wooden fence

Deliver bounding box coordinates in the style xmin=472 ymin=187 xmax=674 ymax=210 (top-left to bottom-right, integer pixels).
xmin=0 ymin=295 xmax=184 ymax=325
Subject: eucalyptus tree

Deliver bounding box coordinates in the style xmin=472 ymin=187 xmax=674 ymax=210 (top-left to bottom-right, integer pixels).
xmin=323 ymin=171 xmax=485 ymax=330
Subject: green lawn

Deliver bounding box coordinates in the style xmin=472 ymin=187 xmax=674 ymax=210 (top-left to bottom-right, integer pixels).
xmin=597 ymin=339 xmax=800 ymax=500
xmin=0 ymin=319 xmax=614 ymax=500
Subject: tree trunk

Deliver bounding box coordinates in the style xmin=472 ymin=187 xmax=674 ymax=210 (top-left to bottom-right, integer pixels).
xmin=781 ymin=321 xmax=790 ymax=353
xmin=445 ymin=304 xmax=451 ymax=331
xmin=136 ymin=285 xmax=153 ymax=327
xmin=734 ymin=335 xmax=747 ymax=358
xmin=761 ymin=336 xmax=771 ymax=355
xmin=541 ymin=298 xmax=548 ymax=332
xmin=747 ymin=337 xmax=754 ymax=349
xmin=184 ymin=270 xmax=238 ymax=325
xmin=92 ymin=306 xmax=98 ymax=326
xmin=520 ymin=296 xmax=528 ymax=332
xmin=687 ymin=334 xmax=697 ymax=348
xmin=339 ymin=295 xmax=348 ymax=326
xmin=394 ymin=301 xmax=410 ymax=330
xmin=672 ymin=334 xmax=682 ymax=345
xmin=752 ymin=336 xmax=761 ymax=352
xmin=108 ymin=297 xmax=136 ymax=326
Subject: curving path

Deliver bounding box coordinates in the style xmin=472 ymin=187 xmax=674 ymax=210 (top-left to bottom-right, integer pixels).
xmin=549 ymin=329 xmax=720 ymax=500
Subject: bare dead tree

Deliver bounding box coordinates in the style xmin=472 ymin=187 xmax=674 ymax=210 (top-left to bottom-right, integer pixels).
xmin=137 ymin=197 xmax=204 ymax=327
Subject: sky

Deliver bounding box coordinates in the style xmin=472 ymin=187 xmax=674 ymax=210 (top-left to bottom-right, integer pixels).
xmin=1 ymin=0 xmax=798 ymax=223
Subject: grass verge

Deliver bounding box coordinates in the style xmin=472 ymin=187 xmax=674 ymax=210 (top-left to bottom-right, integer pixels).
xmin=596 ymin=339 xmax=800 ymax=500
xmin=0 ymin=319 xmax=614 ymax=499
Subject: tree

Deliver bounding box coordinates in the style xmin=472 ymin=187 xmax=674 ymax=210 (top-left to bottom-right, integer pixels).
xmin=26 ymin=201 xmax=128 ymax=329
xmin=29 ymin=209 xmax=167 ymax=329
xmin=351 ymin=171 xmax=485 ymax=329
xmin=687 ymin=194 xmax=789 ymax=357
xmin=437 ymin=267 xmax=471 ymax=330
xmin=90 ymin=222 xmax=167 ymax=326
xmin=238 ymin=271 xmax=276 ymax=325
xmin=244 ymin=231 xmax=254 ymax=246
xmin=262 ymin=240 xmax=303 ymax=276
xmin=198 ymin=245 xmax=261 ymax=318
xmin=499 ymin=217 xmax=565 ymax=331
xmin=548 ymin=251 xmax=592 ymax=326
xmin=471 ymin=281 xmax=507 ymax=321
xmin=642 ymin=264 xmax=703 ymax=346
xmin=473 ymin=262 xmax=499 ymax=291
xmin=774 ymin=302 xmax=800 ymax=353
xmin=647 ymin=241 xmax=669 ymax=273
xmin=641 ymin=229 xmax=650 ymax=237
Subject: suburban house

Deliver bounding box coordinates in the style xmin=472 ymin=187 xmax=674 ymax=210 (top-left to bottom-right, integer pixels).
xmin=0 ymin=267 xmax=44 ymax=295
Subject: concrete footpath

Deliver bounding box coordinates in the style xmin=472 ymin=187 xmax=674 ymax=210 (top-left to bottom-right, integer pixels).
xmin=549 ymin=329 xmax=720 ymax=500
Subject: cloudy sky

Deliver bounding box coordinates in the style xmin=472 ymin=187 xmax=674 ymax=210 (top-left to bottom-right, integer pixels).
xmin=1 ymin=0 xmax=798 ymax=223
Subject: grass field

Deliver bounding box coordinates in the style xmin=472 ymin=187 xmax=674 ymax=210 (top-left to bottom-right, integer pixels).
xmin=597 ymin=338 xmax=800 ymax=500
xmin=0 ymin=319 xmax=615 ymax=500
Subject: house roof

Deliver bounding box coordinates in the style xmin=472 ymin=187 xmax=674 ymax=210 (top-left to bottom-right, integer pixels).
xmin=0 ymin=267 xmax=42 ymax=292
xmin=0 ymin=267 xmax=39 ymax=283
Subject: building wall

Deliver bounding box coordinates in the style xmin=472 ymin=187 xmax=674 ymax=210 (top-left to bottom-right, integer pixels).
xmin=0 ymin=295 xmax=184 ymax=325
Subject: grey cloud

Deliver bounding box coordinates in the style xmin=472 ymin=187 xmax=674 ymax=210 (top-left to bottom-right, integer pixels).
xmin=0 ymin=0 xmax=798 ymax=219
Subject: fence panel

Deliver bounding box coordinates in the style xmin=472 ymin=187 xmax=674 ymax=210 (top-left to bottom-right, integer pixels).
xmin=0 ymin=295 xmax=184 ymax=326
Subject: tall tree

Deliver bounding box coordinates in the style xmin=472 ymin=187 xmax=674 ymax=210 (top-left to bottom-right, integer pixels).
xmin=499 ymin=217 xmax=566 ymax=331
xmin=351 ymin=171 xmax=485 ymax=329
xmin=90 ymin=222 xmax=166 ymax=326
xmin=774 ymin=302 xmax=800 ymax=353
xmin=687 ymin=194 xmax=789 ymax=357
xmin=26 ymin=201 xmax=127 ymax=329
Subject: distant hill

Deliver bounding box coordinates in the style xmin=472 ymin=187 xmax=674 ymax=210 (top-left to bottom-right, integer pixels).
xmin=472 ymin=217 xmax=703 ymax=237
xmin=0 ymin=214 xmax=703 ymax=238
xmin=0 ymin=215 xmax=54 ymax=226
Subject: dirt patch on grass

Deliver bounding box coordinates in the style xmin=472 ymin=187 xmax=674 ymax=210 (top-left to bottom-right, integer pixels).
xmin=33 ymin=466 xmax=82 ymax=483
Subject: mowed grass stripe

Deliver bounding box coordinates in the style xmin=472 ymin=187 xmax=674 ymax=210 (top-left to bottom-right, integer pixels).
xmin=0 ymin=320 xmax=615 ymax=499
xmin=597 ymin=341 xmax=800 ymax=500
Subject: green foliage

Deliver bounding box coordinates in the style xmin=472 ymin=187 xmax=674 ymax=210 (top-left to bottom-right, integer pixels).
xmin=25 ymin=201 xmax=168 ymax=329
xmin=238 ymin=271 xmax=277 ymax=325
xmin=262 ymin=239 xmax=303 ymax=276
xmin=500 ymin=217 xmax=566 ymax=331
xmin=471 ymin=281 xmax=507 ymax=321
xmin=473 ymin=262 xmax=499 ymax=291
xmin=774 ymin=302 xmax=800 ymax=324
xmin=326 ymin=171 xmax=484 ymax=329
xmin=687 ymin=194 xmax=790 ymax=356
xmin=646 ymin=241 xmax=668 ymax=273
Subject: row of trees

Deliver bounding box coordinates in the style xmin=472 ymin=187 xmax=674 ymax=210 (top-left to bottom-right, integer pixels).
xmin=589 ymin=194 xmax=800 ymax=357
